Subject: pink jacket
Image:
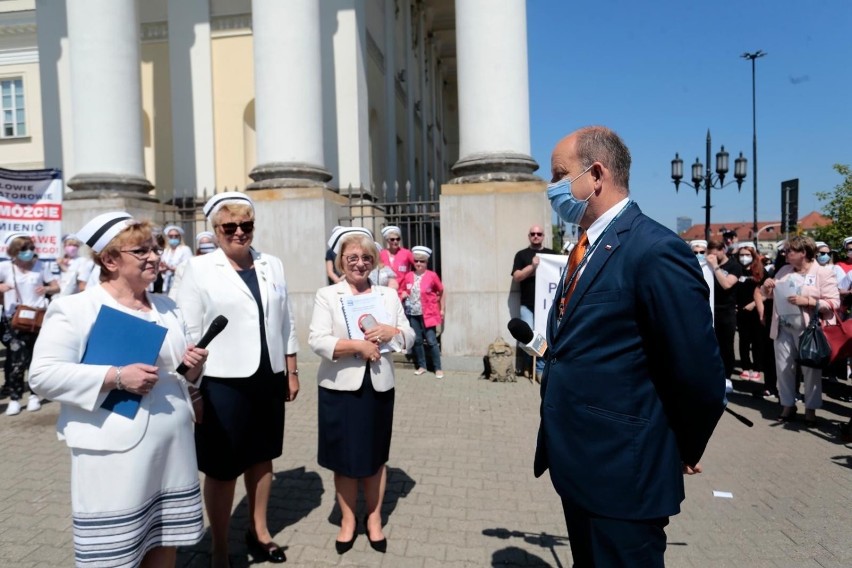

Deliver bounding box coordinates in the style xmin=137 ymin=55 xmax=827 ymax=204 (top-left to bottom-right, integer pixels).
xmin=401 ymin=269 xmax=444 ymax=328
xmin=768 ymin=262 xmax=839 ymax=340
xmin=380 ymin=247 xmax=415 ymax=281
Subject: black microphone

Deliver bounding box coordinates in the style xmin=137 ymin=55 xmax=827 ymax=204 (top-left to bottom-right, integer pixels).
xmin=507 ymin=318 xmax=547 ymax=357
xmin=177 ymin=315 xmax=229 ymax=375
xmin=723 ymin=406 xmax=754 ymax=427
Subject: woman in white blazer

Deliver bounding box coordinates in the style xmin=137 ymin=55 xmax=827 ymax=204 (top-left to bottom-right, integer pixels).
xmin=309 ymin=228 xmax=414 ymax=555
xmin=29 ymin=212 xmax=208 ymax=568
xmin=176 ymin=192 xmax=298 ymax=566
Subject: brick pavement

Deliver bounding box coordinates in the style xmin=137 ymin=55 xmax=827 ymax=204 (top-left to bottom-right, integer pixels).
xmin=1 ymin=364 xmax=850 ymax=567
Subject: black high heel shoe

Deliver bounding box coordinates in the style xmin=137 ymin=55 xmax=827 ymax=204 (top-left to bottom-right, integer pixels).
xmin=245 ymin=529 xmax=286 ymax=563
xmin=362 ymin=515 xmax=387 ymax=553
xmin=334 ymin=533 xmax=356 ymax=555
xmin=777 ymin=407 xmax=798 ymax=423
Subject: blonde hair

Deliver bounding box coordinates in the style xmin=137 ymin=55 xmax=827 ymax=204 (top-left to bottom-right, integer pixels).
xmin=94 ymin=221 xmax=155 ymax=281
xmin=336 ymin=235 xmax=379 ymax=274
xmin=211 ymin=203 xmax=254 ymax=226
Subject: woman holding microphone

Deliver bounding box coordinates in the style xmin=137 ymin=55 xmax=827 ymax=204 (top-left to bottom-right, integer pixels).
xmin=177 ymin=192 xmax=299 ymax=567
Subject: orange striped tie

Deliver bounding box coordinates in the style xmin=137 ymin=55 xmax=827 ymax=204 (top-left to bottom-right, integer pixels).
xmin=559 ymin=233 xmax=589 ymax=317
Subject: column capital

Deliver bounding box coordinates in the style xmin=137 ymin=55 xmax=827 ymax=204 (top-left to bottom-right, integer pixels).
xmin=449 ymin=152 xmax=540 ymax=184
xmin=247 ymin=162 xmax=333 ymax=190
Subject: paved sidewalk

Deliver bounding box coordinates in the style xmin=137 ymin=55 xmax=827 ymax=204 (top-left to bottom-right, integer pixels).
xmin=1 ymin=365 xmax=850 ymax=567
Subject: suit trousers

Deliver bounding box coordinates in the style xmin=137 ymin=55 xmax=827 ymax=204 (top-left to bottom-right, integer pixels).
xmin=561 ymin=497 xmax=668 ymax=568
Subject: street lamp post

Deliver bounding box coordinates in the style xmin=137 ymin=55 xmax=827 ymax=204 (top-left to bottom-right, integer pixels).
xmin=671 ymin=130 xmax=748 ymax=241
xmin=742 ymin=50 xmax=766 ymax=247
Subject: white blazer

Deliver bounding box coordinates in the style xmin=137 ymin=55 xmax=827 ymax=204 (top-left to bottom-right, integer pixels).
xmin=28 ymin=285 xmax=196 ymax=452
xmin=309 ymin=281 xmax=414 ymax=392
xmin=177 ymin=248 xmax=298 ymax=377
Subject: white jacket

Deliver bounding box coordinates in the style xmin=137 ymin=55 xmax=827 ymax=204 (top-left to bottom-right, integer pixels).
xmin=177 ymin=248 xmax=298 ymax=377
xmin=309 ymin=281 xmax=414 ymax=392
xmin=28 ymin=285 xmax=195 ymax=451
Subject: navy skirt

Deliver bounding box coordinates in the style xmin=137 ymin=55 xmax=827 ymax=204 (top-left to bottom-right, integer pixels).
xmin=317 ymin=365 xmax=395 ymax=478
xmin=195 ymin=369 xmax=288 ymax=481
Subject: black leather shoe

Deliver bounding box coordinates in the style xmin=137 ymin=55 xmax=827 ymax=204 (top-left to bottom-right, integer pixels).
xmin=245 ymin=529 xmax=286 ymax=563
xmin=363 ymin=515 xmax=387 ymax=553
xmin=335 ymin=534 xmax=356 ymax=555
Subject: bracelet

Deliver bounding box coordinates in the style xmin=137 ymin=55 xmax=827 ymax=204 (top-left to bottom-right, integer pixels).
xmin=290 ymin=369 xmax=299 ymax=376
xmin=115 ymin=366 xmax=124 ymax=391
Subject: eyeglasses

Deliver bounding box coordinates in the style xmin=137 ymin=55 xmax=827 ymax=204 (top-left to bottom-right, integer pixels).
xmin=19 ymin=245 xmax=35 ymax=251
xmin=217 ymin=221 xmax=254 ymax=235
xmin=345 ymin=254 xmax=374 ymax=265
xmin=120 ymin=246 xmax=163 ymax=260
xmin=413 ymin=259 xmax=427 ymax=263
xmin=386 ymin=237 xmax=400 ymax=242
xmin=694 ymin=250 xmax=706 ymax=255
xmin=529 ymin=232 xmax=543 ymax=237
xmin=167 ymin=233 xmax=181 ymax=239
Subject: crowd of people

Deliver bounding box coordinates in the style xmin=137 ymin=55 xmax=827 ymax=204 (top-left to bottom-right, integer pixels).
xmin=0 ymin=191 xmax=444 ymax=567
xmin=689 ymin=232 xmax=851 ymax=425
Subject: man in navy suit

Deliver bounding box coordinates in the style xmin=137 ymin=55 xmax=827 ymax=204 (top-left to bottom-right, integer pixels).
xmin=535 ymin=126 xmax=726 ymax=567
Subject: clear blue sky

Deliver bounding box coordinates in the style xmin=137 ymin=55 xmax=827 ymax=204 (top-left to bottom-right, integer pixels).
xmin=527 ymin=0 xmax=852 ymax=232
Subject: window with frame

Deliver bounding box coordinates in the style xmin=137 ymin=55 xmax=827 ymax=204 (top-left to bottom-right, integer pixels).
xmin=1 ymin=78 xmax=26 ymax=138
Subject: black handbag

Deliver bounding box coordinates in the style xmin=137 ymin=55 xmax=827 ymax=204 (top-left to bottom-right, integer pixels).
xmin=797 ymin=305 xmax=831 ymax=368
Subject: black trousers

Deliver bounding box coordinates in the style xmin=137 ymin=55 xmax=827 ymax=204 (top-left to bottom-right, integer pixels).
xmin=562 ymin=498 xmax=668 ymax=567
xmin=736 ymin=310 xmax=763 ymax=371
xmin=714 ymin=307 xmax=737 ymax=379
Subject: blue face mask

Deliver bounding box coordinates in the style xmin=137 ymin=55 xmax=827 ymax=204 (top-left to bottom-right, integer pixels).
xmin=695 ymin=254 xmax=706 ymax=263
xmin=547 ymin=165 xmax=594 ymax=225
xmin=17 ymin=250 xmax=34 ymax=262
xmin=816 ymin=253 xmax=830 ymax=265
xmin=168 ymin=238 xmax=181 ymax=247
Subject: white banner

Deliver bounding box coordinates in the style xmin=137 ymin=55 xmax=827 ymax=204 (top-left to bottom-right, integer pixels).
xmin=534 ymin=253 xmax=568 ymax=338
xmin=0 ymin=167 xmax=64 ymax=260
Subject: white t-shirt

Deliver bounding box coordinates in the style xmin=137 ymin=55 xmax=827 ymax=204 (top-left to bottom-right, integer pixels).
xmin=0 ymin=260 xmax=58 ymax=316
xmin=56 ymin=256 xmax=95 ymax=296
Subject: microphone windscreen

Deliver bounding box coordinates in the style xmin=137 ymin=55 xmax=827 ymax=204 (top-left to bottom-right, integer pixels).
xmin=507 ymin=318 xmax=534 ymax=344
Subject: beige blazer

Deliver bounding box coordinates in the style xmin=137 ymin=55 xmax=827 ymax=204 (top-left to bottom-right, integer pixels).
xmin=309 ymin=281 xmax=414 ymax=392
xmin=177 ymin=248 xmax=298 ymax=377
xmin=768 ymin=262 xmax=839 ymax=339
xmin=29 ymin=286 xmax=195 ymax=452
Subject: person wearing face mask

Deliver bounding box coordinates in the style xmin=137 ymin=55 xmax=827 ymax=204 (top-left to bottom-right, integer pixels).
xmin=815 ymin=241 xmax=845 ymax=283
xmin=167 ymin=231 xmax=218 ymax=301
xmin=536 ymin=126 xmax=725 ymax=567
xmin=814 ymin=242 xmax=848 ymax=382
xmin=706 ymin=239 xmax=743 ymax=383
xmin=159 ymin=225 xmax=193 ymax=294
xmin=689 ymin=239 xmax=715 ymax=320
xmin=0 ymin=233 xmax=60 ymax=415
xmin=55 ymin=235 xmax=95 ymax=296
xmin=734 ymin=244 xmax=766 ymax=382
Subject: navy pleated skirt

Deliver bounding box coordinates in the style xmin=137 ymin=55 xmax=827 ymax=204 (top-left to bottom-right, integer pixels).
xmin=317 ymin=365 xmax=395 ymax=478
xmin=195 ymin=370 xmax=288 ymax=481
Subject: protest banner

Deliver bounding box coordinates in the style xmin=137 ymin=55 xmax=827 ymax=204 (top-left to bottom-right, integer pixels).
xmin=534 ymin=253 xmax=568 ymax=338
xmin=0 ymin=167 xmax=63 ymax=260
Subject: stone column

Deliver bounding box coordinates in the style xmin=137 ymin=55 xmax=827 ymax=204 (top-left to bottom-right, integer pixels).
xmin=451 ymin=0 xmax=538 ymax=182
xmin=65 ymin=0 xmax=153 ymax=199
xmin=167 ymin=0 xmax=216 ymax=201
xmin=382 ymin=0 xmax=398 ymax=199
xmin=248 ymin=0 xmax=331 ymax=189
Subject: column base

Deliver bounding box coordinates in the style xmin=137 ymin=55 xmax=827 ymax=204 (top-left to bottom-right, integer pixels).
xmin=449 ymin=152 xmax=541 ymax=184
xmin=247 ymin=162 xmax=333 ymax=190
xmin=66 ymin=172 xmax=156 ymax=201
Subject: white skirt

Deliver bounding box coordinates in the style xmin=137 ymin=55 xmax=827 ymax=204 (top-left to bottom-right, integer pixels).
xmin=69 ymin=378 xmax=203 ymax=567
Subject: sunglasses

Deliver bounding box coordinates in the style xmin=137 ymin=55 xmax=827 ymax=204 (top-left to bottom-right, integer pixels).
xmin=529 ymin=232 xmax=543 ymax=237
xmin=694 ymin=250 xmax=706 ymax=255
xmin=121 ymin=246 xmax=163 ymax=260
xmin=218 ymin=221 xmax=254 ymax=235
xmin=386 ymin=237 xmax=400 ymax=242
xmin=413 ymin=259 xmax=428 ymax=263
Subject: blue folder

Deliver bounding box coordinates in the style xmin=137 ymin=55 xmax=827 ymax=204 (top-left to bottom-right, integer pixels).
xmin=82 ymin=305 xmax=168 ymax=419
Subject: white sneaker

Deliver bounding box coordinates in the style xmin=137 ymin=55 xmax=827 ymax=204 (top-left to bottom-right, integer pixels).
xmin=5 ymin=400 xmax=21 ymax=416
xmin=26 ymin=395 xmax=41 ymax=412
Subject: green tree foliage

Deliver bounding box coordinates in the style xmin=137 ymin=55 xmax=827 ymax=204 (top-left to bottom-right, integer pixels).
xmin=813 ymin=164 xmax=852 ymax=252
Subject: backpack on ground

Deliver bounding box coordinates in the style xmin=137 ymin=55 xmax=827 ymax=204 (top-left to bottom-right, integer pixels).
xmin=481 ymin=337 xmax=516 ymax=382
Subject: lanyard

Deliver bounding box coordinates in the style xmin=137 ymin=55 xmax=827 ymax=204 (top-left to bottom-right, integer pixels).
xmin=557 ymin=201 xmax=635 ymax=322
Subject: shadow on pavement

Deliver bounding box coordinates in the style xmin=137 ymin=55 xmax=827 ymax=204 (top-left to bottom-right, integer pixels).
xmin=483 ymin=528 xmax=569 ymax=568
xmin=177 ymin=466 xmax=324 ymax=567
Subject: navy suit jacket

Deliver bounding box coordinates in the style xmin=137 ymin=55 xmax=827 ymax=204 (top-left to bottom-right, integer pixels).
xmin=534 ymin=203 xmax=726 ymax=520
